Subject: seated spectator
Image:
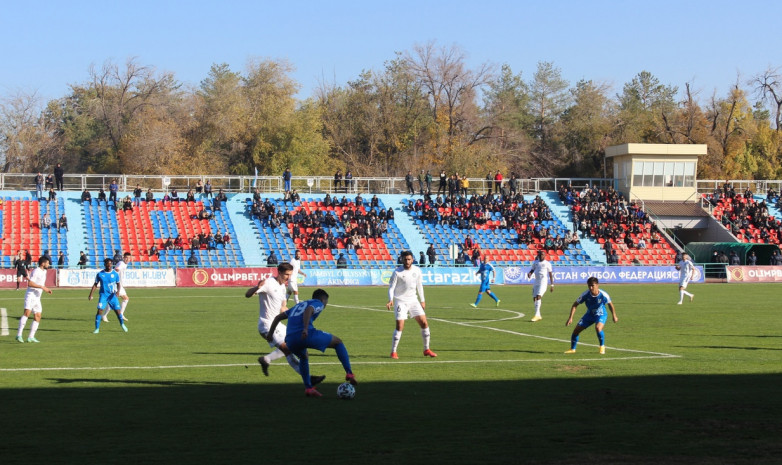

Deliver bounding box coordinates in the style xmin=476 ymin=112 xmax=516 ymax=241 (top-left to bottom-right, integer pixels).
xmin=57 ymin=214 xmax=68 ymax=232
xmin=637 ymin=237 xmax=647 ymax=249
xmin=122 ymin=196 xmax=133 ymax=211
xmin=48 ymin=188 xmax=57 ymax=201
xmin=336 ymin=253 xmax=347 ymax=269
xmin=41 ymin=215 xmax=52 ymax=229
xmin=650 ymin=231 xmax=661 ymax=245
xmin=98 ymin=188 xmax=107 ymax=202
xmin=186 ymin=189 xmax=196 ymax=202
xmin=266 ymin=250 xmax=278 ymax=266
xmin=187 ymin=251 xmax=199 ymax=267
xmin=197 ymin=208 xmax=214 ymax=220
xmin=214 ymin=231 xmax=223 ymax=245
xmin=170 ymin=189 xmax=180 ymax=201
xmin=164 ymin=237 xmax=174 ymax=250
xmin=81 ymin=189 xmax=92 ymax=203
xmin=145 ymin=188 xmax=155 ymax=202
xmin=148 ymin=244 xmax=159 ymax=257
xmin=174 ymin=235 xmax=184 ymax=250
xmin=223 ymin=232 xmax=231 ymax=244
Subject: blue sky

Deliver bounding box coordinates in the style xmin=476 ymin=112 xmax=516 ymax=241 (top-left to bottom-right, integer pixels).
xmin=2 ymin=0 xmax=780 ymax=104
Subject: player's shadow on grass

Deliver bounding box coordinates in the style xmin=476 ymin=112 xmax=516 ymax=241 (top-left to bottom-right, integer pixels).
xmin=711 ymin=334 xmax=782 ymax=338
xmin=46 ymin=377 xmax=227 ymax=386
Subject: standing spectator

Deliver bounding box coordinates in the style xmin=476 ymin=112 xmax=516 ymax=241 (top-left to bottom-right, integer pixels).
xmin=336 ymin=253 xmax=347 ymax=269
xmin=35 ymin=172 xmax=44 ymax=200
xmin=425 ymin=170 xmax=433 ymax=193
xmin=485 ymin=172 xmax=493 ymax=194
xmin=57 ymin=251 xmax=65 ymax=268
xmin=54 ymin=163 xmax=65 ymax=191
xmin=386 ymin=251 xmax=437 ymax=359
xmin=417 ymin=170 xmax=425 ymax=195
xmin=419 ymin=251 xmax=426 ymax=267
xmin=195 ymin=179 xmax=203 ymax=195
xmin=405 ymin=171 xmax=415 ymax=195
xmin=426 ymin=243 xmax=437 ymax=267
xmin=204 ymin=179 xmax=213 ymax=199
xmin=438 ymin=170 xmax=447 ymax=195
xmin=729 ymin=251 xmax=741 ymax=265
xmin=747 ymin=251 xmax=757 ymax=265
xmin=266 ymin=250 xmax=279 ymax=266
xmin=333 ymin=169 xmax=343 ymax=192
xmin=109 ymin=179 xmax=119 ymax=207
xmin=283 ymin=168 xmax=292 ymax=192
xmin=78 ymin=251 xmax=88 ymax=269
xmin=133 ymin=185 xmax=143 ymax=206
xmin=345 ymin=170 xmax=353 ymax=192
xmin=494 ymin=170 xmax=503 ymax=194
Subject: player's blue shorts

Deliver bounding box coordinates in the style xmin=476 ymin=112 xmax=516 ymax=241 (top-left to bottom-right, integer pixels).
xmin=97 ymin=295 xmax=121 ymax=311
xmin=286 ymin=329 xmax=334 ymax=356
xmin=577 ymin=311 xmax=607 ymax=328
xmin=479 ymin=281 xmax=491 ymax=293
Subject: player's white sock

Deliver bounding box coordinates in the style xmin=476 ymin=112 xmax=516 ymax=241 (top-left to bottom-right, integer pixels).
xmin=684 ymin=291 xmax=693 ymax=298
xmin=120 ymin=299 xmax=128 ymax=314
xmin=293 ymin=294 xmax=299 ymax=304
xmin=391 ymin=330 xmax=402 ymax=353
xmin=29 ymin=320 xmax=39 ymax=338
xmin=534 ymin=300 xmax=542 ymax=317
xmin=285 ymin=354 xmax=301 ymax=374
xmin=17 ymin=315 xmax=28 ymax=337
xmin=679 ymin=290 xmax=685 ymax=302
xmin=266 ymin=348 xmax=286 ymax=362
xmin=421 ymin=327 xmax=431 ymax=350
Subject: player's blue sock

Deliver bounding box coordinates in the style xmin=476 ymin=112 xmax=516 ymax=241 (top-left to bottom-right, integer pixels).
xmin=335 ymin=342 xmax=353 ymax=374
xmin=597 ymin=330 xmax=605 ymax=346
xmin=474 ymin=294 xmax=483 ymax=305
xmin=95 ymin=314 xmax=102 ymax=329
xmin=488 ymin=292 xmax=498 ymax=303
xmin=571 ymin=333 xmax=579 ymax=350
xmin=299 ymin=358 xmax=312 ymax=388
xmin=118 ymin=313 xmax=124 ymax=325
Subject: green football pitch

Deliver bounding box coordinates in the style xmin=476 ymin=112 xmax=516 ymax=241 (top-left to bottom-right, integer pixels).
xmin=1 ymin=283 xmax=781 ymax=464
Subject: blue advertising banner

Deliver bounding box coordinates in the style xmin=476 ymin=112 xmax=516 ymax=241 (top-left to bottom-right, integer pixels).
xmin=301 ymin=266 xmax=506 ymax=287
xmin=502 ymin=265 xmax=705 ymax=285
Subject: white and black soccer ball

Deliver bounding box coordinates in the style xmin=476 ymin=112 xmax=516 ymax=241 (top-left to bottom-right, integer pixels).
xmin=337 ymin=382 xmax=356 ymax=400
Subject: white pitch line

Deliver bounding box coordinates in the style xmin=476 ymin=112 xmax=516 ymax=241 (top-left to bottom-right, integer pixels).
xmin=0 ymin=356 xmax=678 ymax=373
xmin=333 ymin=303 xmax=680 ymax=359
xmin=1 ymin=308 xmax=8 ymax=336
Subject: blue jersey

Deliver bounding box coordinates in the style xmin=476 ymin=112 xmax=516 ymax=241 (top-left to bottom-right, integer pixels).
xmin=575 ymin=289 xmax=612 ymax=317
xmin=478 ymin=262 xmax=495 ymax=284
xmin=94 ymin=270 xmax=120 ymax=298
xmin=285 ymin=299 xmax=326 ymax=334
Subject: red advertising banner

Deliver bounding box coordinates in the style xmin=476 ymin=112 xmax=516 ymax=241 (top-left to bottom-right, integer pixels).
xmin=0 ymin=269 xmax=57 ymax=288
xmin=726 ymin=266 xmax=782 ymax=283
xmin=176 ymin=267 xmax=277 ymax=287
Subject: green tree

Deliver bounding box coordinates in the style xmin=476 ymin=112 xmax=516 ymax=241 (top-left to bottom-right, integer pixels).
xmin=560 ymin=80 xmax=614 ymax=177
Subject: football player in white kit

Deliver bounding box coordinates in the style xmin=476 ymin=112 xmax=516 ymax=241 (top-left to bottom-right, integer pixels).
xmin=675 ymin=252 xmax=695 ymax=304
xmin=286 ymin=250 xmax=308 ymax=304
xmin=104 ymin=252 xmax=132 ymax=322
xmin=527 ymin=250 xmax=554 ymax=322
xmin=386 ymin=250 xmax=437 ymax=359
xmin=15 ymin=256 xmax=53 ymax=343
xmin=246 ymin=263 xmax=324 ymax=385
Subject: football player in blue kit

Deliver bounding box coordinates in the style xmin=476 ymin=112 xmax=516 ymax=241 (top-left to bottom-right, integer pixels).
xmin=266 ymin=289 xmax=357 ymax=397
xmin=470 ymin=260 xmax=500 ymax=308
xmin=564 ymin=277 xmax=617 ymax=355
xmin=88 ymin=258 xmax=127 ymax=333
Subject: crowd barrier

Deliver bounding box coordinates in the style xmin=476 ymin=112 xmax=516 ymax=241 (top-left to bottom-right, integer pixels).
xmin=1 ymin=265 xmax=714 ymax=288
xmin=726 ymin=265 xmax=782 ymax=283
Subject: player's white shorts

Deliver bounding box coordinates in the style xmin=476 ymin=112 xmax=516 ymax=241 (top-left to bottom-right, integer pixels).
xmin=679 ymin=279 xmax=690 ymax=289
xmin=532 ymin=282 xmax=548 ymax=297
xmin=287 ymin=281 xmax=298 ymax=293
xmin=259 ymin=323 xmax=287 ymax=349
xmin=394 ymin=300 xmax=425 ymax=320
xmin=24 ymin=296 xmax=42 ymax=313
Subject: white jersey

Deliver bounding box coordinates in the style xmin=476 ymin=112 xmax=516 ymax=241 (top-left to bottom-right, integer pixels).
xmin=256 ymin=277 xmax=287 ymax=334
xmin=115 ymin=260 xmax=128 ymax=296
xmin=529 ymin=259 xmax=553 ymax=285
xmin=388 ymin=265 xmax=425 ymax=304
xmin=287 ymin=258 xmax=301 ymax=291
xmin=25 ymin=267 xmax=48 ymax=300
xmin=678 ymin=259 xmax=695 ymax=285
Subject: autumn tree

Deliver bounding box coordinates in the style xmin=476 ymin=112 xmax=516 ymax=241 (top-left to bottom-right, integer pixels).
xmin=0 ymin=91 xmax=61 ymax=173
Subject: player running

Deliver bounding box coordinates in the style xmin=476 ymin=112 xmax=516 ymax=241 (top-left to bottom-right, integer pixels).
xmin=387 ymin=250 xmax=437 ymax=359
xmin=89 ymin=258 xmax=128 ymax=333
xmin=470 ymin=259 xmax=500 ymax=308
xmin=564 ymin=277 xmax=618 ymax=355
xmin=15 ymin=256 xmax=53 ymax=343
xmin=528 ymin=250 xmax=554 ymax=322
xmin=675 ymin=252 xmax=695 ymax=304
xmin=266 ymin=289 xmax=357 ymax=397
xmin=246 ymin=263 xmax=325 ymax=385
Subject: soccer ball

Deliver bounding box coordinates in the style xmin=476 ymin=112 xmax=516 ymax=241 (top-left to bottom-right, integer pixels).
xmin=337 ymin=382 xmax=356 ymax=400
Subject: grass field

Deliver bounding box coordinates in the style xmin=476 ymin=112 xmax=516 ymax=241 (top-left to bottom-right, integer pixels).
xmin=1 ymin=282 xmax=781 ymax=464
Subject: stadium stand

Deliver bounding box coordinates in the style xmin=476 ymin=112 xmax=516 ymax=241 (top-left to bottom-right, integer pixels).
xmin=246 ymin=195 xmax=410 ymax=267
xmin=704 ymin=190 xmax=781 ymax=245
xmin=0 ymin=197 xmax=68 ymax=268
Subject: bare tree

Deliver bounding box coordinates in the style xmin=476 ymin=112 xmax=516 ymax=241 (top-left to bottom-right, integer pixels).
xmin=0 ymin=90 xmax=60 ymax=172
xmin=751 ymin=67 xmax=782 ymax=130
